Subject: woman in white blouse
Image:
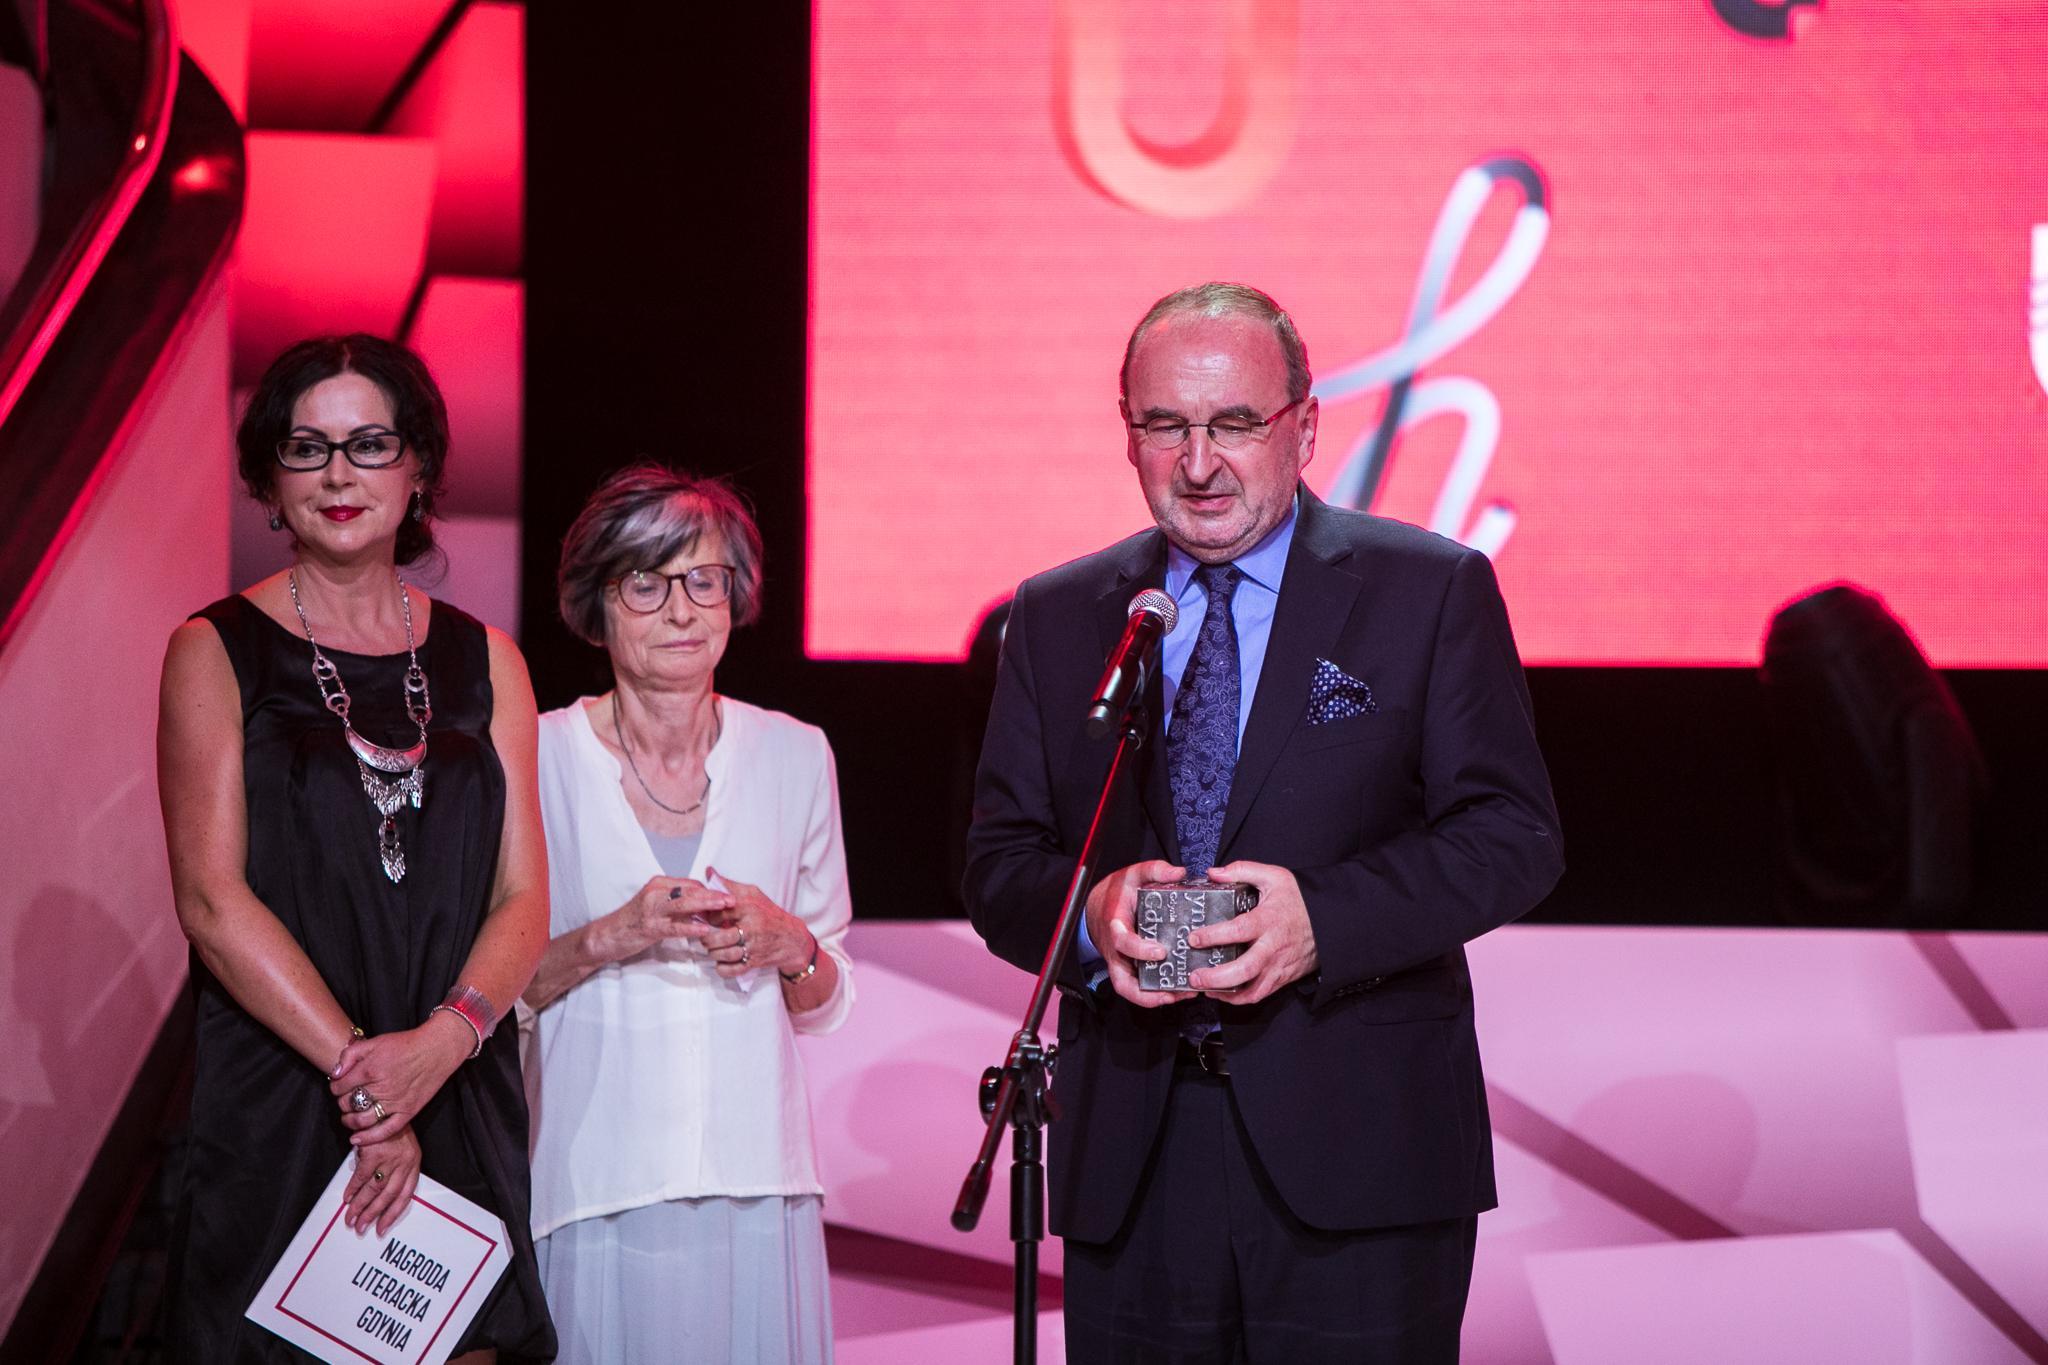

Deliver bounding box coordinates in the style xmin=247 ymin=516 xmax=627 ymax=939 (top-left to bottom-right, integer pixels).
xmin=521 ymin=465 xmax=853 ymax=1363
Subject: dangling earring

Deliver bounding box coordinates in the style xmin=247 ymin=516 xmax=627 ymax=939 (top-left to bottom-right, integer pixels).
xmin=268 ymin=509 xmax=284 ymax=532
xmin=409 ymin=492 xmax=425 ymax=523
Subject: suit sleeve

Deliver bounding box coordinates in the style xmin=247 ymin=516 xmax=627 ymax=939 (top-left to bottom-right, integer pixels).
xmin=961 ymin=580 xmax=1092 ymax=988
xmin=1295 ymin=547 xmax=1563 ymax=1007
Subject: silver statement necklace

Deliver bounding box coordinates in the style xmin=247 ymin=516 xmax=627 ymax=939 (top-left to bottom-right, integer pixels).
xmin=615 ymin=696 xmax=720 ymax=817
xmin=289 ymin=569 xmax=432 ymax=883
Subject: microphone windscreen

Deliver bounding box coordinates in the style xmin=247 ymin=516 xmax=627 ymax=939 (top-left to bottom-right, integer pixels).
xmin=1128 ymin=589 xmax=1178 ymax=631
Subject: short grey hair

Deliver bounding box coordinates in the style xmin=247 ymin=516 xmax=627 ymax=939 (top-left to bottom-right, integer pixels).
xmin=1119 ymin=281 xmax=1312 ymax=407
xmin=557 ymin=464 xmax=765 ymax=647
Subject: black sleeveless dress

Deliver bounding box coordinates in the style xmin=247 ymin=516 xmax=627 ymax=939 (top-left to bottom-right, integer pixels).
xmin=167 ymin=594 xmax=555 ymax=1362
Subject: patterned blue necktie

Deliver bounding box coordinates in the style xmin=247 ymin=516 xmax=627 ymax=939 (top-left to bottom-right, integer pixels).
xmin=1167 ymin=564 xmax=1240 ymax=1042
xmin=1168 ymin=563 xmax=1242 ymax=878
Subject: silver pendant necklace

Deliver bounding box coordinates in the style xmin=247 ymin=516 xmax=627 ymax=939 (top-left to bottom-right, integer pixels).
xmin=289 ymin=569 xmax=432 ymax=883
xmin=615 ymin=696 xmax=720 ymax=817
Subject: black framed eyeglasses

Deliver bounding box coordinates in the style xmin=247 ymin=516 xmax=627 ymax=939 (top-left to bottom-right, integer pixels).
xmin=274 ymin=430 xmax=409 ymax=471
xmin=1129 ymin=398 xmax=1302 ymax=451
xmin=611 ymin=565 xmax=737 ymax=613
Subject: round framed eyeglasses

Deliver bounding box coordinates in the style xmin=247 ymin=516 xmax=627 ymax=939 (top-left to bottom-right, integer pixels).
xmin=611 ymin=565 xmax=737 ymax=613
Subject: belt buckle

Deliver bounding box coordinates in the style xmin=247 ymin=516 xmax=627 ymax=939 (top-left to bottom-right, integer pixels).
xmin=1192 ymin=1035 xmax=1228 ymax=1076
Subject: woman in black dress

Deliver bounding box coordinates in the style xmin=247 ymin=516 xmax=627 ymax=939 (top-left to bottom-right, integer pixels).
xmin=156 ymin=335 xmax=554 ymax=1360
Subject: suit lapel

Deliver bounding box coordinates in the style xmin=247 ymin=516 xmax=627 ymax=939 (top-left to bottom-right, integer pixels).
xmin=1093 ymin=534 xmax=1179 ymax=865
xmin=1217 ymin=491 xmax=1362 ymax=860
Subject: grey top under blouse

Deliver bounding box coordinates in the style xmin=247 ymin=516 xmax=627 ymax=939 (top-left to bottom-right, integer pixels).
xmin=642 ymin=827 xmax=704 ymax=879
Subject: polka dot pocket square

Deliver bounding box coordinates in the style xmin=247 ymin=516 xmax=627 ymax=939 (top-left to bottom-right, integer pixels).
xmin=1306 ymin=657 xmax=1379 ymax=725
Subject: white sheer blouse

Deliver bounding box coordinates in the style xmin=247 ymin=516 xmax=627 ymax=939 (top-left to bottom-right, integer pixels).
xmin=523 ymin=696 xmax=854 ymax=1240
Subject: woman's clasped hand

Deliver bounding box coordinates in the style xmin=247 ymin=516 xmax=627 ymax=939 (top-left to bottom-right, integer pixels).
xmin=327 ymin=1014 xmax=475 ymax=1144
xmin=342 ymin=1125 xmax=421 ymax=1235
xmin=587 ymin=875 xmax=734 ymax=963
xmin=697 ymin=866 xmax=817 ymax=979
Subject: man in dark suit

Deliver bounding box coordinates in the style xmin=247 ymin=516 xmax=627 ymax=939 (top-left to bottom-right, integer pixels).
xmin=964 ymin=282 xmax=1563 ymax=1362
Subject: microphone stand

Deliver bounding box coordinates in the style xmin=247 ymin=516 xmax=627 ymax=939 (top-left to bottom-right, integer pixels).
xmin=953 ymin=700 xmax=1150 ymax=1365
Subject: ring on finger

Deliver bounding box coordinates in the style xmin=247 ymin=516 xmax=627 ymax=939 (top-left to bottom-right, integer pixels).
xmin=351 ymin=1087 xmax=372 ymax=1113
xmin=372 ymin=1169 xmax=387 ymax=1183
xmin=372 ymin=1100 xmax=388 ymax=1120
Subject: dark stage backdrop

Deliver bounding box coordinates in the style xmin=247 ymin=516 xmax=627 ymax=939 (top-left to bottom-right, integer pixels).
xmin=526 ymin=6 xmax=2044 ymax=929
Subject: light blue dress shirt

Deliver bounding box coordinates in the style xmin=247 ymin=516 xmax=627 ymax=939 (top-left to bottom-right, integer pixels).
xmin=1075 ymin=497 xmax=1300 ymax=968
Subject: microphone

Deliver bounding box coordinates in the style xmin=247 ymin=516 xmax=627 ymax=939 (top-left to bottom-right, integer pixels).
xmin=1085 ymin=590 xmax=1178 ymax=738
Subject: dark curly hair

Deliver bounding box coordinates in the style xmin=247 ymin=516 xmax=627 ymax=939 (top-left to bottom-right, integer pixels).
xmin=235 ymin=334 xmax=450 ymax=567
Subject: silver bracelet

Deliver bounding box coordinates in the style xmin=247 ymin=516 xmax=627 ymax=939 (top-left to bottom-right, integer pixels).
xmin=430 ymin=983 xmax=495 ymax=1060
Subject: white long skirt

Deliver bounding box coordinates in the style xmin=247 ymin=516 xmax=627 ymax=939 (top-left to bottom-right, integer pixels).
xmin=535 ymin=1195 xmax=833 ymax=1364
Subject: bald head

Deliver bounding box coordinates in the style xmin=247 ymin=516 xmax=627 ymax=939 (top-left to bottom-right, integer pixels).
xmin=1120 ymin=282 xmax=1312 ymax=408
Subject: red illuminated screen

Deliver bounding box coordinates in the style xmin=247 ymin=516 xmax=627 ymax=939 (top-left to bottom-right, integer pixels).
xmin=809 ymin=1 xmax=2048 ymax=665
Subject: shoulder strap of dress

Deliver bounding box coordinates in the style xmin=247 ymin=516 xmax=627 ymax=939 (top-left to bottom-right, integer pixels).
xmin=191 ymin=595 xmax=277 ymax=707
xmin=423 ymin=597 xmax=496 ymax=718
xmin=425 ymin=597 xmax=487 ymax=660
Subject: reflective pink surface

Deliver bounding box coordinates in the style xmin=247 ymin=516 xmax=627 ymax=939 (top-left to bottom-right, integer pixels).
xmin=1529 ymin=1232 xmax=2030 ymax=1365
xmin=1898 ymin=1031 xmax=2048 ymax=1341
xmin=386 ymin=4 xmax=524 ymax=277
xmin=806 ymin=924 xmax=2048 ymax=1358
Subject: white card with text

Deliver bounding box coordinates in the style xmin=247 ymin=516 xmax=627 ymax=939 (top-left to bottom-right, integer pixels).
xmin=246 ymin=1157 xmax=510 ymax=1364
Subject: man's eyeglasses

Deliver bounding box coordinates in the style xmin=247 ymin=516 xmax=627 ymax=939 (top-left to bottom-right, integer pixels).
xmin=274 ymin=431 xmax=408 ymax=471
xmin=1129 ymin=398 xmax=1302 ymax=452
xmin=611 ymin=565 xmax=737 ymax=614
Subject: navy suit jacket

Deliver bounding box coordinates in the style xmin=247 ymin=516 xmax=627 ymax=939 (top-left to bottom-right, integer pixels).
xmin=964 ymin=487 xmax=1564 ymax=1244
